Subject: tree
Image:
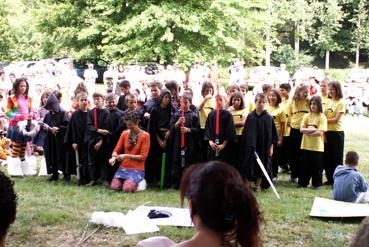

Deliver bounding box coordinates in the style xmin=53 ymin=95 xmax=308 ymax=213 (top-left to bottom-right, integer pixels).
xmin=313 ymin=0 xmax=345 ymax=69
xmin=350 ymin=0 xmax=369 ymax=68
xmin=0 ymin=2 xmax=15 ymax=63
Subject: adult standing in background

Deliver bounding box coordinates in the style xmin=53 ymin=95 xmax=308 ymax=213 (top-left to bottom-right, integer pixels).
xmin=83 ymin=63 xmax=98 ymax=96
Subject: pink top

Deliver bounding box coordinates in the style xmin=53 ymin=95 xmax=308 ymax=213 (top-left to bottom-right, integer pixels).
xmin=17 ymin=95 xmax=29 ymax=116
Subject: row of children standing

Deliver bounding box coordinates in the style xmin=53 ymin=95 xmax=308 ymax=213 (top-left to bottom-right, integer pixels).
xmin=5 ymin=76 xmax=345 ymax=192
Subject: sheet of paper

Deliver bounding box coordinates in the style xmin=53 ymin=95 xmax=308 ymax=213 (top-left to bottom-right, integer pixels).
xmin=310 ymin=197 xmax=369 ymax=218
xmin=122 ymin=210 xmax=160 ymax=235
xmin=132 ymin=206 xmax=193 ymax=227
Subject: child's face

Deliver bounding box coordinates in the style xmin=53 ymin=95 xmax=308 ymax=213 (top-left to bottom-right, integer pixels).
xmin=310 ymin=100 xmax=318 ymax=113
xmin=227 ymin=88 xmax=237 ymax=96
xmin=218 ymin=96 xmax=226 ymax=109
xmin=151 ymin=86 xmax=160 ymax=99
xmin=127 ymin=99 xmax=137 ymax=111
xmin=183 ymin=98 xmax=191 ymax=111
xmin=263 ymin=88 xmax=271 ymax=97
xmin=79 ymin=96 xmax=88 ymax=108
xmin=204 ymin=87 xmax=213 ymax=96
xmin=268 ymin=91 xmax=277 ymax=106
xmin=120 ymin=86 xmax=130 ymax=95
xmin=232 ymin=97 xmax=241 ymax=109
xmin=320 ymin=82 xmax=328 ymax=95
xmin=161 ymin=94 xmax=170 ymax=107
xmin=299 ymin=89 xmax=308 ymax=99
xmin=42 ymin=96 xmax=48 ymax=105
xmin=240 ymin=88 xmax=247 ymax=97
xmin=255 ymin=98 xmax=265 ymax=111
xmin=279 ymin=88 xmax=289 ymax=98
xmin=93 ymin=96 xmax=104 ymax=108
xmin=19 ymin=81 xmax=27 ymax=95
xmin=328 ymin=86 xmax=336 ymax=99
xmin=106 ymin=99 xmax=117 ymax=110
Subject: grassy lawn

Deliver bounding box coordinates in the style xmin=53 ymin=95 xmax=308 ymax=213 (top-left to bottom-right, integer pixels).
xmin=3 ymin=116 xmax=369 ymax=247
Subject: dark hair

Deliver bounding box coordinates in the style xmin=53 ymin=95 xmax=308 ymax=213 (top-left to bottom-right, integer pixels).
xmin=350 ymin=217 xmax=369 ymax=247
xmin=13 ymin=78 xmax=29 ymax=98
xmin=124 ymin=110 xmax=141 ymax=124
xmin=9 ymin=73 xmax=15 ymax=77
xmin=201 ymin=82 xmax=214 ymax=97
xmin=53 ymin=90 xmax=62 ymax=101
xmin=0 ymin=71 xmax=4 ymax=76
xmin=279 ymin=83 xmax=291 ymax=92
xmin=105 ymin=92 xmax=116 ymax=102
xmin=119 ymin=80 xmax=131 ymax=88
xmin=0 ymin=171 xmax=17 ymax=238
xmin=92 ymin=92 xmax=105 ymax=99
xmin=74 ymin=82 xmax=88 ymax=96
xmin=181 ymin=91 xmax=193 ymax=102
xmin=254 ymin=93 xmax=265 ymax=103
xmin=180 ymin=161 xmax=262 ymax=247
xmin=165 ymin=80 xmax=180 ymax=96
xmin=269 ymin=89 xmax=282 ymax=106
xmin=0 ymin=93 xmax=3 ymax=99
xmin=229 ymin=92 xmax=245 ymax=110
xmin=345 ymin=151 xmax=359 ymax=166
xmin=262 ymin=83 xmax=272 ymax=93
xmin=239 ymin=83 xmax=248 ymax=92
xmin=40 ymin=91 xmax=51 ymax=107
xmin=125 ymin=93 xmax=137 ymax=103
xmin=309 ymin=96 xmax=323 ymax=113
xmin=328 ymin=81 xmax=343 ymax=99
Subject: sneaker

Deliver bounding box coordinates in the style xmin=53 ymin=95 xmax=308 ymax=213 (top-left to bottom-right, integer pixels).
xmin=288 ymin=178 xmax=298 ymax=184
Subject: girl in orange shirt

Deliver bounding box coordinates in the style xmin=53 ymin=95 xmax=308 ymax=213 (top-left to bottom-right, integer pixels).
xmin=109 ymin=111 xmax=150 ymax=192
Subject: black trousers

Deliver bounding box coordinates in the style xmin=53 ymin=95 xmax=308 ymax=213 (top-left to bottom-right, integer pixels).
xmin=272 ymin=145 xmax=281 ymax=178
xmin=298 ymin=150 xmax=323 ymax=187
xmin=289 ymin=128 xmax=303 ymax=179
xmin=88 ymin=144 xmax=108 ymax=182
xmin=324 ymin=131 xmax=344 ymax=184
xmin=280 ymin=136 xmax=291 ymax=169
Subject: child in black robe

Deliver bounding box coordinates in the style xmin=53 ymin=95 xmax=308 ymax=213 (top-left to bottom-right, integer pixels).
xmin=105 ymin=93 xmax=124 ymax=183
xmin=43 ymin=94 xmax=69 ymax=181
xmin=241 ymin=93 xmax=278 ymax=192
xmin=170 ymin=92 xmax=200 ymax=189
xmin=204 ymin=94 xmax=237 ymax=165
xmin=117 ymin=94 xmax=144 ymax=133
xmin=64 ymin=92 xmax=89 ymax=185
xmin=85 ymin=92 xmax=110 ymax=186
xmin=116 ymin=80 xmax=130 ymax=111
xmin=146 ymin=89 xmax=174 ymax=184
xmin=142 ymin=81 xmax=162 ymax=130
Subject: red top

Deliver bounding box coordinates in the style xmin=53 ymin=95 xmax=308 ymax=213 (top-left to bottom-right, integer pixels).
xmin=113 ymin=130 xmax=150 ymax=171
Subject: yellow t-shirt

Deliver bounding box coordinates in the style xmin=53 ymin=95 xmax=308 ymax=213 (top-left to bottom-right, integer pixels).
xmin=267 ymin=105 xmax=286 ymax=136
xmin=231 ymin=108 xmax=248 ymax=135
xmin=321 ymin=94 xmax=329 ymax=112
xmin=281 ymin=98 xmax=291 ymax=136
xmin=288 ymin=100 xmax=310 ymax=129
xmin=300 ymin=113 xmax=327 ymax=152
xmin=324 ymin=99 xmax=345 ymax=131
xmin=244 ymin=95 xmax=255 ymax=113
xmin=199 ymin=98 xmax=216 ymax=129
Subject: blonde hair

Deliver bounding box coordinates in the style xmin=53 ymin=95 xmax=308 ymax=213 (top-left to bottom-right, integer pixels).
xmin=292 ymin=84 xmax=309 ymax=104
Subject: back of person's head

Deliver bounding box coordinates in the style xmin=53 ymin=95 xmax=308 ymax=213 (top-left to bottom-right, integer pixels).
xmin=0 ymin=171 xmax=17 ymax=241
xmin=345 ymin=151 xmax=359 ymax=166
xmin=180 ymin=161 xmax=263 ymax=247
xmin=350 ymin=217 xmax=369 ymax=247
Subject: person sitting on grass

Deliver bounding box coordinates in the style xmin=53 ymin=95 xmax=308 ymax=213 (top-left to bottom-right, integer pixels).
xmin=137 ymin=161 xmax=263 ymax=247
xmin=109 ymin=111 xmax=150 ymax=192
xmin=333 ymin=151 xmax=369 ymax=203
xmin=0 ymin=171 xmax=17 ymax=247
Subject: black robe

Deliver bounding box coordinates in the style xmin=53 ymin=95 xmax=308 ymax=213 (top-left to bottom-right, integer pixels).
xmin=204 ymin=109 xmax=237 ymax=164
xmin=64 ymin=109 xmax=88 ymax=179
xmin=170 ymin=109 xmax=200 ymax=188
xmin=241 ymin=110 xmax=278 ymax=189
xmin=117 ymin=109 xmax=144 ymax=133
xmin=142 ymin=97 xmax=159 ymax=130
xmin=117 ymin=94 xmax=127 ymax=111
xmin=43 ymin=110 xmax=69 ymax=175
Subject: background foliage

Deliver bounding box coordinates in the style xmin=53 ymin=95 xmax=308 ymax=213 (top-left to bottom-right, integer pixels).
xmin=1 ymin=0 xmax=369 ymax=72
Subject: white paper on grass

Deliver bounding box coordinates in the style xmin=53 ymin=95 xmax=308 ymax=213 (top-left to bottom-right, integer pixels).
xmin=310 ymin=197 xmax=369 ymax=218
xmin=89 ymin=211 xmax=159 ymax=235
xmin=132 ymin=206 xmax=193 ymax=227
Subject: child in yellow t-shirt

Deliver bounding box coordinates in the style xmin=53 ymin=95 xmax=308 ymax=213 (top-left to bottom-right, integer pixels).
xmin=279 ymin=83 xmax=292 ymax=171
xmin=287 ymin=83 xmax=310 ymax=183
xmin=298 ymin=96 xmax=327 ymax=188
xmin=228 ymin=92 xmax=247 ymax=171
xmin=323 ymin=81 xmax=345 ymax=185
xmin=267 ymin=89 xmax=286 ymax=182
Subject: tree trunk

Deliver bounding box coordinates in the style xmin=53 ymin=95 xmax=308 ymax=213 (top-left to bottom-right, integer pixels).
xmin=325 ymin=50 xmax=330 ymax=70
xmin=294 ymin=21 xmax=299 ymax=55
xmin=356 ymin=45 xmax=360 ymax=68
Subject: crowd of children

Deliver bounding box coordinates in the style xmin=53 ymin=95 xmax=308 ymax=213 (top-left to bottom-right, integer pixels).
xmin=0 ymin=73 xmax=353 ymax=193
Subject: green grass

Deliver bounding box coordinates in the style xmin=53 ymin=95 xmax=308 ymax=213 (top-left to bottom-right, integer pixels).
xmin=3 ymin=116 xmax=369 ymax=247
